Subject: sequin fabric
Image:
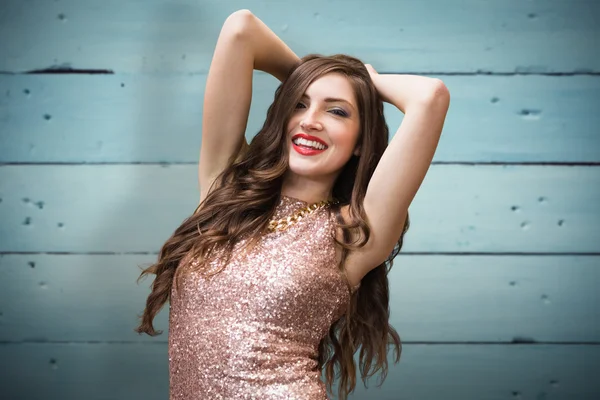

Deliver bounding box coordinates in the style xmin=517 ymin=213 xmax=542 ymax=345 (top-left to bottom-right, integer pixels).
xmin=168 ymin=195 xmax=360 ymax=399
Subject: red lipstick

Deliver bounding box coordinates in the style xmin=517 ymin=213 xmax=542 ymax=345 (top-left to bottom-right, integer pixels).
xmin=291 ymin=133 xmax=328 ymax=147
xmin=291 ymin=133 xmax=328 ymax=156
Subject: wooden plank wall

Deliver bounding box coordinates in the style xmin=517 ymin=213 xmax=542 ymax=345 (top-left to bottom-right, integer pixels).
xmin=1 ymin=0 xmax=599 ymax=399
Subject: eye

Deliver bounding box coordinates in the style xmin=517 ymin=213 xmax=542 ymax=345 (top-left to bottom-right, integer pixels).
xmin=330 ymin=108 xmax=348 ymax=117
xmin=294 ymin=102 xmax=348 ymax=117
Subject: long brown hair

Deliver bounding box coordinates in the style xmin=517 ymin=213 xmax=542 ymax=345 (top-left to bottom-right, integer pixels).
xmin=135 ymin=54 xmax=409 ymax=399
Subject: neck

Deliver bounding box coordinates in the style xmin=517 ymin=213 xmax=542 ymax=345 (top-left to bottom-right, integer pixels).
xmin=280 ymin=186 xmax=334 ymax=204
xmin=281 ymin=171 xmax=337 ymax=204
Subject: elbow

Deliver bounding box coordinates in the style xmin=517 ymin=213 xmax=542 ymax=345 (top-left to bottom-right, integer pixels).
xmin=427 ymin=79 xmax=450 ymax=103
xmin=227 ymin=9 xmax=255 ymax=22
xmin=419 ymin=79 xmax=450 ymax=109
xmin=223 ymin=9 xmax=255 ymax=39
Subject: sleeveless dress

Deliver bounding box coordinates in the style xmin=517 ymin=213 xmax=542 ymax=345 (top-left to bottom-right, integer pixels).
xmin=168 ymin=195 xmax=360 ymax=399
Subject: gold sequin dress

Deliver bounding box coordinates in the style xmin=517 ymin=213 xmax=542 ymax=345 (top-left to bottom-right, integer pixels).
xmin=168 ymin=195 xmax=360 ymax=399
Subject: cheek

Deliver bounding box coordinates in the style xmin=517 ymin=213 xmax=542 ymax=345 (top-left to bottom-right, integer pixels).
xmin=285 ymin=118 xmax=298 ymax=136
xmin=332 ymin=127 xmax=359 ymax=147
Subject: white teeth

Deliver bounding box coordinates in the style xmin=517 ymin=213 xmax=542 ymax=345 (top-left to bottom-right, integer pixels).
xmin=292 ymin=137 xmax=326 ymax=150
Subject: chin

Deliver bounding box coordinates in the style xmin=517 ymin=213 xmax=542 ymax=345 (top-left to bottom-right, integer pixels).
xmin=288 ymin=158 xmax=343 ymax=179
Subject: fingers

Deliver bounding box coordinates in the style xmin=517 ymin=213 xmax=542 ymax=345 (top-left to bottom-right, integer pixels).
xmin=364 ymin=63 xmax=378 ymax=74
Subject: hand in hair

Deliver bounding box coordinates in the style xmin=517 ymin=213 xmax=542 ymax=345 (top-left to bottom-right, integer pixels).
xmin=364 ymin=63 xmax=379 ymax=79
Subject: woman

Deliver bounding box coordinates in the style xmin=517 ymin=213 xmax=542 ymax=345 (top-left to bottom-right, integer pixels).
xmin=135 ymin=9 xmax=450 ymax=400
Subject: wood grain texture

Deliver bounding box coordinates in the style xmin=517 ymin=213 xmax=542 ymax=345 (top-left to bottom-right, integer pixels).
xmin=0 ymin=165 xmax=598 ymax=253
xmin=1 ymin=343 xmax=598 ymax=399
xmin=0 ymin=0 xmax=599 ymax=398
xmin=0 ymin=0 xmax=598 ymax=73
xmin=0 ymin=254 xmax=598 ymax=343
xmin=1 ymin=74 xmax=598 ymax=163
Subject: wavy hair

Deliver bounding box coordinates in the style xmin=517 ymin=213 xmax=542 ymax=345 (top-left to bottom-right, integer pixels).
xmin=135 ymin=54 xmax=409 ymax=399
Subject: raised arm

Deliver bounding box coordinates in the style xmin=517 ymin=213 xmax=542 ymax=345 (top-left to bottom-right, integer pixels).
xmin=342 ymin=67 xmax=450 ymax=285
xmin=198 ymin=9 xmax=299 ymax=203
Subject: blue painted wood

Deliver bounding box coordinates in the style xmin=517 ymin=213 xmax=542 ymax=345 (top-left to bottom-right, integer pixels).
xmin=0 ymin=0 xmax=599 ymax=398
xmin=0 ymin=165 xmax=598 ymax=253
xmin=1 ymin=343 xmax=598 ymax=400
xmin=0 ymin=254 xmax=598 ymax=343
xmin=0 ymin=0 xmax=597 ymax=73
xmin=1 ymin=74 xmax=599 ymax=163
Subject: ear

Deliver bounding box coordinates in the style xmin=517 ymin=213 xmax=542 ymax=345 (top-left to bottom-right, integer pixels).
xmin=353 ymin=145 xmax=361 ymax=157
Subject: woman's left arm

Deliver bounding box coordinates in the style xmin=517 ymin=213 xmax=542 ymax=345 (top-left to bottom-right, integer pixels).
xmin=359 ymin=66 xmax=450 ymax=270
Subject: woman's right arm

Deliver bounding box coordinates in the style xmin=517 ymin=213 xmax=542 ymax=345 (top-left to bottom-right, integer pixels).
xmin=245 ymin=11 xmax=301 ymax=82
xmin=198 ymin=10 xmax=299 ymax=204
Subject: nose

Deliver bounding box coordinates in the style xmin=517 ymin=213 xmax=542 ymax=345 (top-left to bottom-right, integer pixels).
xmin=299 ymin=109 xmax=323 ymax=131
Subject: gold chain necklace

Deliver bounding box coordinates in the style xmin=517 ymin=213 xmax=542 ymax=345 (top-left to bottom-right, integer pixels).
xmin=268 ymin=197 xmax=339 ymax=232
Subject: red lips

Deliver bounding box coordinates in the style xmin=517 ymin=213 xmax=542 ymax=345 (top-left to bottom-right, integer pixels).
xmin=291 ymin=133 xmax=328 ymax=147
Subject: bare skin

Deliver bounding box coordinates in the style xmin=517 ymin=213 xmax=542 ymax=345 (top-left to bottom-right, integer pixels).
xmin=198 ymin=10 xmax=451 ymax=287
xmin=282 ymin=72 xmax=361 ymax=204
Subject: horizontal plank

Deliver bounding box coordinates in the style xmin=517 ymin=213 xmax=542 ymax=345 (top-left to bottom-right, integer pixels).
xmin=0 ymin=254 xmax=598 ymax=343
xmin=0 ymin=165 xmax=598 ymax=253
xmin=0 ymin=342 xmax=598 ymax=399
xmin=1 ymin=74 xmax=599 ymax=163
xmin=0 ymin=0 xmax=597 ymax=74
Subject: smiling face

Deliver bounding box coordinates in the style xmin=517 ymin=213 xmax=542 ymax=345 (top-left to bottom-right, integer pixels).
xmin=285 ymin=73 xmax=361 ymax=192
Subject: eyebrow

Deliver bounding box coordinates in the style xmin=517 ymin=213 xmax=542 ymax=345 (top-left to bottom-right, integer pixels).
xmin=300 ymin=94 xmax=356 ymax=111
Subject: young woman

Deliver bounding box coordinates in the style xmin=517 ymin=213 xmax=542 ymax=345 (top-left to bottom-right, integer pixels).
xmin=135 ymin=9 xmax=450 ymax=400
